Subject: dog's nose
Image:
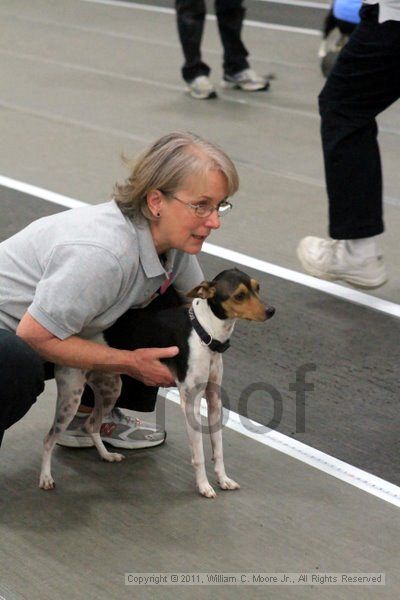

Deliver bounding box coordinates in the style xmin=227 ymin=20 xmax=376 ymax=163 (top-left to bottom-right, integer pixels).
xmin=265 ymin=306 xmax=275 ymax=319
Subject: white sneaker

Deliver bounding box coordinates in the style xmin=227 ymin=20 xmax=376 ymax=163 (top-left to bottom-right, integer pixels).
xmin=318 ymin=27 xmax=350 ymax=77
xmin=187 ymin=75 xmax=217 ymax=100
xmin=297 ymin=237 xmax=388 ymax=288
xmin=221 ymin=68 xmax=269 ymax=92
xmin=57 ymin=408 xmax=166 ymax=449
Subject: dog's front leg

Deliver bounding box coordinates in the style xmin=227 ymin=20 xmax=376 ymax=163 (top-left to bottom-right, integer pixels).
xmin=206 ymin=355 xmax=240 ymax=491
xmin=179 ymin=382 xmax=216 ymax=498
xmin=39 ymin=367 xmax=87 ymax=490
xmin=85 ymin=372 xmax=125 ymax=462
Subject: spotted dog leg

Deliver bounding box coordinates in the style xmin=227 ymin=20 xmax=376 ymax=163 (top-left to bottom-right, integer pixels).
xmin=84 ymin=372 xmax=125 ymax=462
xmin=206 ymin=354 xmax=240 ymax=491
xmin=39 ymin=366 xmax=87 ymax=490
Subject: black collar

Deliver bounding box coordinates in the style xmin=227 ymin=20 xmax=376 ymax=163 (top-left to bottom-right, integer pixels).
xmin=188 ymin=307 xmax=231 ymax=353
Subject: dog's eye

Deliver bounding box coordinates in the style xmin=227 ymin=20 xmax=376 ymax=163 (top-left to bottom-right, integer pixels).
xmin=234 ymin=292 xmax=246 ymax=302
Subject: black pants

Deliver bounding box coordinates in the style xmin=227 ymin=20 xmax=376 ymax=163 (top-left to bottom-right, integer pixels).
xmin=0 ymin=287 xmax=182 ymax=447
xmin=176 ymin=0 xmax=249 ymax=82
xmin=0 ymin=330 xmax=45 ymax=446
xmin=319 ymin=4 xmax=400 ymax=239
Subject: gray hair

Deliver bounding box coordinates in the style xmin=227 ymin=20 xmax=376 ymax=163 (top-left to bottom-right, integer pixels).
xmin=114 ymin=131 xmax=239 ymax=220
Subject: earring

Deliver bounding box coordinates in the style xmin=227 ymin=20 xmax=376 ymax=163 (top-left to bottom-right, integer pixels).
xmin=156 ymin=212 xmax=161 ymax=218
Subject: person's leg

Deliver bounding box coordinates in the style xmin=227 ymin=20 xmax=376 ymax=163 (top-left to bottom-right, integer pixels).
xmin=57 ymin=376 xmax=163 ymax=449
xmin=215 ymin=0 xmax=248 ymax=76
xmin=0 ymin=330 xmax=45 ymax=446
xmin=80 ymin=285 xmax=183 ymax=412
xmin=216 ymin=0 xmax=269 ymax=91
xmin=319 ymin=4 xmax=400 ymax=239
xmin=176 ymin=0 xmax=209 ymax=82
xmin=58 ymin=286 xmax=184 ymax=448
xmin=297 ymin=5 xmax=400 ymax=287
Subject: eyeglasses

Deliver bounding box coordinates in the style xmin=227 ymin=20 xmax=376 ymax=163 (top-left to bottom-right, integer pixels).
xmin=161 ymin=191 xmax=232 ymax=218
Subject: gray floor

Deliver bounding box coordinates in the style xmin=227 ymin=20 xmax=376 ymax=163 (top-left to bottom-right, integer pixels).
xmin=3 ymin=191 xmax=399 ymax=486
xmin=0 ymin=1 xmax=399 ymax=598
xmin=1 ymin=385 xmax=399 ymax=600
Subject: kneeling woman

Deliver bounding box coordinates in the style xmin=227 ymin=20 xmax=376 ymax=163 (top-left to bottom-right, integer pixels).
xmin=0 ymin=131 xmax=239 ymax=449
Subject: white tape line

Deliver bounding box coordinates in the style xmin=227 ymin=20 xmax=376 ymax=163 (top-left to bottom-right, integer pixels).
xmin=257 ymin=0 xmax=328 ymax=9
xmin=0 ymin=176 xmax=86 ymax=209
xmin=1 ymin=174 xmax=399 ymax=320
xmin=161 ymin=389 xmax=400 ymax=508
xmin=80 ymin=0 xmax=321 ymax=35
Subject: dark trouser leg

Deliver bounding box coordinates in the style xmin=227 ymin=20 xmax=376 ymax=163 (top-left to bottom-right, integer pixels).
xmin=319 ymin=4 xmax=400 ymax=240
xmin=215 ymin=0 xmax=249 ymax=76
xmin=0 ymin=330 xmax=45 ymax=446
xmin=176 ymin=0 xmax=210 ymax=82
xmin=81 ymin=376 xmax=159 ymax=413
xmin=81 ymin=286 xmax=184 ymax=413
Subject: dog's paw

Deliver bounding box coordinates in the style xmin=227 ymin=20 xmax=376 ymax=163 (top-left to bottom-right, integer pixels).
xmin=198 ymin=482 xmax=217 ymax=498
xmin=101 ymin=452 xmax=125 ymax=462
xmin=39 ymin=474 xmax=55 ymax=490
xmin=218 ymin=476 xmax=240 ymax=491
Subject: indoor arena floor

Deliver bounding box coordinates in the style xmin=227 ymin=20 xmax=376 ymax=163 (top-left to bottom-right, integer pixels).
xmin=0 ymin=1 xmax=399 ymax=599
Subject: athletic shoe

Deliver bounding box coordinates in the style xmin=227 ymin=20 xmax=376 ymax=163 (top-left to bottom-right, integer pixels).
xmin=57 ymin=408 xmax=166 ymax=449
xmin=221 ymin=68 xmax=269 ymax=92
xmin=187 ymin=75 xmax=217 ymax=99
xmin=297 ymin=237 xmax=388 ymax=288
xmin=318 ymin=27 xmax=350 ymax=77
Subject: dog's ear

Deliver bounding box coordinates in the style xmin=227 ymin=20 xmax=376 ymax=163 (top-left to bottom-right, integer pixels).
xmin=186 ymin=281 xmax=216 ymax=299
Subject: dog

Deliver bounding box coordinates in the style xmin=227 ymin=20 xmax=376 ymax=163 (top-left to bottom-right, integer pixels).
xmin=39 ymin=268 xmax=275 ymax=498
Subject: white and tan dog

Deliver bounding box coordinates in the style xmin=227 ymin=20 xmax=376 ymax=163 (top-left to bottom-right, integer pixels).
xmin=40 ymin=268 xmax=275 ymax=498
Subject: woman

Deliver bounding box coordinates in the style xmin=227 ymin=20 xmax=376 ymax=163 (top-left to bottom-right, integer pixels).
xmin=0 ymin=131 xmax=239 ymax=449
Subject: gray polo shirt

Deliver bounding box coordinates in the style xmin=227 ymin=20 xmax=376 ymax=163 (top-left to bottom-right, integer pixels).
xmin=0 ymin=200 xmax=203 ymax=339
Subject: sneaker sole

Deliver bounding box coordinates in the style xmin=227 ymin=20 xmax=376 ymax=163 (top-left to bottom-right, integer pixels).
xmin=57 ymin=432 xmax=167 ymax=450
xmin=57 ymin=434 xmax=95 ymax=448
xmin=297 ymin=245 xmax=388 ymax=288
xmin=188 ymin=90 xmax=218 ymax=100
xmin=101 ymin=432 xmax=166 ymax=450
xmin=220 ymin=80 xmax=270 ymax=92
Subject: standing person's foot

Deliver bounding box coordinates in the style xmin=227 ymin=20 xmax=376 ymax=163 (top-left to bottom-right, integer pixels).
xmin=297 ymin=237 xmax=388 ymax=288
xmin=186 ymin=75 xmax=217 ymax=99
xmin=221 ymin=68 xmax=270 ymax=92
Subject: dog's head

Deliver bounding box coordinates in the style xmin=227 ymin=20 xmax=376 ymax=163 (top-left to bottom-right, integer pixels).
xmin=187 ymin=268 xmax=275 ymax=322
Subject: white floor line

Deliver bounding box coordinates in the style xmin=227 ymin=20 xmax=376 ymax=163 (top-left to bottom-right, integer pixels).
xmin=162 ymin=389 xmax=400 ymax=508
xmin=1 ymin=173 xmax=399 ymax=506
xmin=1 ymin=173 xmax=399 ymax=319
xmin=0 ymin=176 xmax=87 ymax=210
xmin=80 ymin=0 xmax=321 ymax=35
xmin=257 ymin=0 xmax=328 ymax=8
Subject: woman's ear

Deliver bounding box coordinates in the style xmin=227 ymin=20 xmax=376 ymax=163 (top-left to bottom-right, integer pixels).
xmin=147 ymin=189 xmax=163 ymax=219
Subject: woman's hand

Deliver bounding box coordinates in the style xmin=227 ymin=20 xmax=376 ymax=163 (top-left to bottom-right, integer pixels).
xmin=17 ymin=311 xmax=178 ymax=388
xmin=125 ymin=347 xmax=179 ymax=387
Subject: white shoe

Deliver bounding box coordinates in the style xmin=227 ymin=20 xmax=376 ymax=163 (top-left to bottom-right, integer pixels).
xmin=297 ymin=237 xmax=388 ymax=288
xmin=57 ymin=408 xmax=166 ymax=449
xmin=187 ymin=75 xmax=217 ymax=100
xmin=221 ymin=68 xmax=269 ymax=92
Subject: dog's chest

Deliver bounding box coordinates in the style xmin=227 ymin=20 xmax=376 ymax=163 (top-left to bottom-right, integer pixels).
xmin=184 ymin=329 xmax=216 ymax=385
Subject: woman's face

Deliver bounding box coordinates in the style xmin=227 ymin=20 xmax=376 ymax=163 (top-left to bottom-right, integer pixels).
xmin=149 ymin=169 xmax=229 ymax=255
